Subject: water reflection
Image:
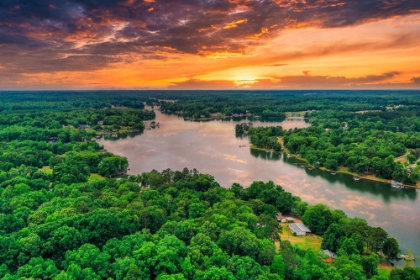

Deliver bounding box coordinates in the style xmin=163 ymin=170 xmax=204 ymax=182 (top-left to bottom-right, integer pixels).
xmin=102 ymin=131 xmax=144 ymax=141
xmin=99 ymin=110 xmax=420 ymax=264
xmin=284 ymin=158 xmax=419 ymax=202
xmin=250 ymin=149 xmax=282 ymax=161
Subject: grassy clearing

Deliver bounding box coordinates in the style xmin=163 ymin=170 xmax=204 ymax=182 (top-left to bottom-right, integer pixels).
xmin=395 ymin=152 xmax=409 ymax=164
xmin=89 ymin=173 xmax=105 ymax=181
xmin=39 ymin=166 xmax=53 ymax=175
xmin=280 ymin=222 xmax=323 ymax=251
xmin=250 ymin=145 xmax=270 ymax=152
xmin=378 ymin=264 xmax=393 ymax=278
xmin=337 ymin=166 xmax=359 ymax=176
xmin=277 ymin=137 xmax=287 ymax=151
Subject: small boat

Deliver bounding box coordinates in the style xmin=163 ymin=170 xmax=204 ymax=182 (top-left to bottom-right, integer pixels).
xmin=354 ymin=177 xmax=361 ymax=180
xmin=391 ymin=181 xmax=403 ymax=189
xmin=397 ymin=254 xmax=415 ymax=261
xmin=330 ymin=172 xmax=336 ymax=175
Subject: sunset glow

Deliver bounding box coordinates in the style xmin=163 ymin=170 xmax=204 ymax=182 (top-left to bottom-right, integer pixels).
xmin=1 ymin=0 xmax=420 ymax=89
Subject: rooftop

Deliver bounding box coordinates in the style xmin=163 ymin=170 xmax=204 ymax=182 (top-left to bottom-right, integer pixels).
xmin=289 ymin=223 xmax=311 ymax=233
xmin=323 ymin=249 xmax=337 ymax=259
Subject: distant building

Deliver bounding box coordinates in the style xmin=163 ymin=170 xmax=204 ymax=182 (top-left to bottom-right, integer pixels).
xmin=289 ymin=223 xmax=311 ymax=236
xmin=80 ymin=124 xmax=90 ymax=129
xmin=276 ymin=213 xmax=285 ymax=222
xmin=323 ymin=249 xmax=337 ymax=259
xmin=285 ymin=217 xmax=295 ymax=223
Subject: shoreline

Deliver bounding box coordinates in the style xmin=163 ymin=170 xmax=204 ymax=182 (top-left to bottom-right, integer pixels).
xmin=277 ymin=137 xmax=419 ymax=189
xmin=284 ymin=152 xmax=419 ymax=189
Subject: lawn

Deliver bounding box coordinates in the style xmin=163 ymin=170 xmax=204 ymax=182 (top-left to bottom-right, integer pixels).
xmin=378 ymin=265 xmax=392 ymax=278
xmin=280 ymin=222 xmax=323 ymax=251
xmin=39 ymin=166 xmax=53 ymax=175
xmin=89 ymin=173 xmax=105 ymax=181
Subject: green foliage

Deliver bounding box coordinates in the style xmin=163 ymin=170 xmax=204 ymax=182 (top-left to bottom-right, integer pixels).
xmin=245 ymin=126 xmax=283 ymax=151
xmin=361 ymin=253 xmax=379 ymax=278
xmin=0 ymin=91 xmax=410 ymax=279
xmin=407 ymin=154 xmax=417 ymax=164
xmin=322 ymin=223 xmax=346 ymax=252
xmin=0 ymin=167 xmax=402 ymax=280
xmin=302 ymin=204 xmax=335 ymax=235
xmin=98 ymin=156 xmax=129 ymax=177
xmin=338 ymin=238 xmax=359 ymax=256
xmin=390 ymin=266 xmax=420 ymax=280
xmin=383 ymin=237 xmax=400 ymax=260
xmin=282 ymin=109 xmax=420 ymax=182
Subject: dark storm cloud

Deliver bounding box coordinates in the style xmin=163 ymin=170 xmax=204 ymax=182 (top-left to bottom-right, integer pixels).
xmin=1 ymin=0 xmax=419 ymax=73
xmin=273 ymin=71 xmax=402 ymax=87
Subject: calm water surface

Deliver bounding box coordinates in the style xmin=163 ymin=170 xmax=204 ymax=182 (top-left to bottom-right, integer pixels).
xmin=99 ymin=110 xmax=419 ymax=266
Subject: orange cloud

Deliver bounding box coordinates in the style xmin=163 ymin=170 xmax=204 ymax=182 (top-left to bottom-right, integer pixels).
xmin=223 ymin=19 xmax=248 ymax=29
xmin=1 ymin=1 xmax=420 ymax=89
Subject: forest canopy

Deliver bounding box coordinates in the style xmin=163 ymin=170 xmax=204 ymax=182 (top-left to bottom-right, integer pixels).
xmin=0 ymin=90 xmax=419 ymax=279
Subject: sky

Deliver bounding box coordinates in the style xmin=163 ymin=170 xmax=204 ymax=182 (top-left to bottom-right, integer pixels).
xmin=1 ymin=0 xmax=420 ymax=90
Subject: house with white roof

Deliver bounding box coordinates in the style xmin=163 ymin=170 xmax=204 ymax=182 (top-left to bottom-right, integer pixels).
xmin=289 ymin=223 xmax=311 ymax=236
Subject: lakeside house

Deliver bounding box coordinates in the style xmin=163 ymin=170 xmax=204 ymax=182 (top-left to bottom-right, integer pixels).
xmin=276 ymin=213 xmax=287 ymax=223
xmin=391 ymin=181 xmax=403 ymax=189
xmin=111 ymin=105 xmax=128 ymax=110
xmin=79 ymin=124 xmax=90 ymax=129
xmin=256 ymin=222 xmax=266 ymax=228
xmin=289 ymin=223 xmax=311 ymax=236
xmin=285 ymin=217 xmax=295 ymax=223
xmin=323 ymin=249 xmax=337 ymax=259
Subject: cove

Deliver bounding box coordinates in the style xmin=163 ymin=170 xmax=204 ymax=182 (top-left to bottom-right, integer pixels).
xmin=98 ymin=109 xmax=419 ymax=266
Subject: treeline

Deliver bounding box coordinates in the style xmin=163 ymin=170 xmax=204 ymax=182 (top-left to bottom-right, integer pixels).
xmin=0 ymin=91 xmax=151 ymax=112
xmin=1 ymin=168 xmax=414 ymax=279
xmin=0 ymin=108 xmax=155 ymax=132
xmin=0 ymin=112 xmax=150 ymax=182
xmin=0 ymin=106 xmax=153 ymax=175
xmin=309 ymin=109 xmax=420 ymax=133
xmin=3 ymin=90 xmax=420 ymax=115
xmin=158 ymin=90 xmax=420 ymax=119
xmin=283 ymin=111 xmax=420 ymax=184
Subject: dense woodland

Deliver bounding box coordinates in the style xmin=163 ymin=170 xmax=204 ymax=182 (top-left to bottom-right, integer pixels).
xmin=158 ymin=90 xmax=420 ymax=120
xmin=0 ymin=91 xmax=419 ymax=279
xmin=282 ymin=109 xmax=420 ymax=184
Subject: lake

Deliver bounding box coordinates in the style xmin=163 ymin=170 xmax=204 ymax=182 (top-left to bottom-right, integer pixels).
xmin=99 ymin=109 xmax=419 ymax=266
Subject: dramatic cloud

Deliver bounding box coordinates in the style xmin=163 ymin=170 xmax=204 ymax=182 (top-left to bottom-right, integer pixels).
xmin=170 ymin=72 xmax=416 ymax=89
xmin=0 ymin=0 xmax=420 ymax=88
xmin=273 ymin=72 xmax=402 ymax=87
